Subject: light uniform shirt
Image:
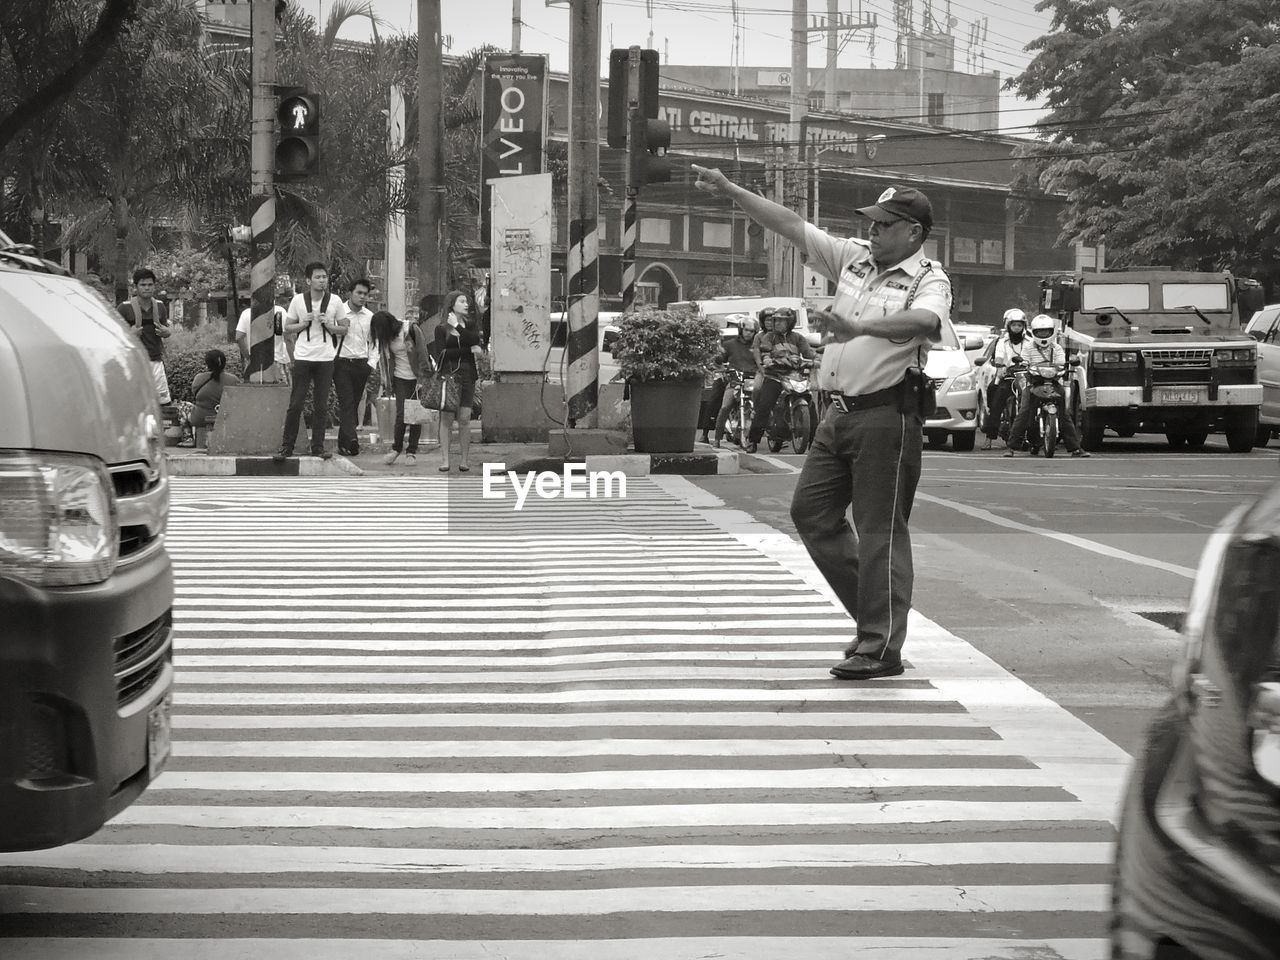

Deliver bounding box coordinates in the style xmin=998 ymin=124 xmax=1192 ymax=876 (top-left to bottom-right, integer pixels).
xmin=236 ymin=306 xmax=290 ymax=366
xmin=388 ymin=326 xmax=413 ymax=380
xmin=287 ymin=291 xmax=346 ymax=362
xmin=338 ymin=302 xmax=377 ymax=366
xmin=803 ymin=223 xmax=951 ymax=396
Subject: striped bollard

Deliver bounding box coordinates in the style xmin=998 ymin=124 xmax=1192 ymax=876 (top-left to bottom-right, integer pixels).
xmin=565 ymin=215 xmax=599 ymax=426
xmin=245 ymin=193 xmax=277 ymax=383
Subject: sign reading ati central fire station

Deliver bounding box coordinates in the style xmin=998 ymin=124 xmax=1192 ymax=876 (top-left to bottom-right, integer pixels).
xmin=480 ymin=54 xmax=548 ymax=239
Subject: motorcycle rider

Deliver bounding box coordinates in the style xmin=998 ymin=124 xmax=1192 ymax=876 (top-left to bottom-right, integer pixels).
xmin=703 ymin=315 xmax=760 ymax=447
xmin=981 ymin=308 xmax=1031 ymax=450
xmin=745 ymin=306 xmax=815 ymax=453
xmin=1004 ymin=314 xmax=1090 ymax=457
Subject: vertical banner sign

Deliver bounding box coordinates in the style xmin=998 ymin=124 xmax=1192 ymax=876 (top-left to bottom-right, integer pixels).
xmin=490 ymin=174 xmax=553 ymax=373
xmin=480 ymin=54 xmax=548 ymax=242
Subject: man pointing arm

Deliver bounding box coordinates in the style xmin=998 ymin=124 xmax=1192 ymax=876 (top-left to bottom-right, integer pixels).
xmin=691 ymin=163 xmax=951 ymax=681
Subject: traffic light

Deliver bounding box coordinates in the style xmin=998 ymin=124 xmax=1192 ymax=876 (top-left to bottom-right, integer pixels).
xmin=629 ymin=112 xmax=672 ymax=187
xmin=608 ymin=48 xmax=669 ymax=189
xmin=275 ymin=88 xmax=320 ymax=180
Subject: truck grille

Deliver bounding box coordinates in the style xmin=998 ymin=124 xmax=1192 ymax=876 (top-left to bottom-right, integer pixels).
xmin=114 ymin=612 xmax=173 ymax=709
xmin=1142 ymin=348 xmax=1213 ymax=385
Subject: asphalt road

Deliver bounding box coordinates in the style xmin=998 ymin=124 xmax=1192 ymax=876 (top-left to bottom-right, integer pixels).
xmin=687 ymin=433 xmax=1280 ymax=756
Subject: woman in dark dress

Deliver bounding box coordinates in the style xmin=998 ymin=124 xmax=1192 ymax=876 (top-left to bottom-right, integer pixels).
xmin=187 ymin=349 xmax=240 ymax=442
xmin=431 ymin=289 xmax=483 ymax=472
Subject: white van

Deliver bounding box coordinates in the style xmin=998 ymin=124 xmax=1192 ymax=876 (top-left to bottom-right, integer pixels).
xmin=1245 ymin=304 xmax=1280 ymax=446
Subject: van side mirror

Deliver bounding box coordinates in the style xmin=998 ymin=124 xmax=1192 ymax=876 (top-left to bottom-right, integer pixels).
xmin=963 ymin=335 xmax=983 ymax=350
xmin=973 ymin=357 xmax=986 ymax=366
xmin=1069 ymin=357 xmax=1081 ymax=367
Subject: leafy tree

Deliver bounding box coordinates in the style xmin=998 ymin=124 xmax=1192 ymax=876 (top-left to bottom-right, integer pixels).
xmin=1010 ymin=0 xmax=1280 ymax=287
xmin=34 ymin=0 xmax=244 ymax=298
xmin=0 ymin=0 xmax=139 ymax=155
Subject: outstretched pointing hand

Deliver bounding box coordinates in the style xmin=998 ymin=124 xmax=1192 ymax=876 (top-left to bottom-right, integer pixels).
xmin=692 ymin=164 xmax=731 ymax=197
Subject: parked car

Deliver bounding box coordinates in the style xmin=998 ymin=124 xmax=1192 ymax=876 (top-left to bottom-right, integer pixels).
xmin=1244 ymin=304 xmax=1280 ymax=447
xmin=1111 ymin=482 xmax=1280 ymax=958
xmin=924 ymin=317 xmax=980 ymax=451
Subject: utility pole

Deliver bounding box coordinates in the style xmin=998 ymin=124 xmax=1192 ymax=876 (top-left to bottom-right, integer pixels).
xmin=512 ymin=0 xmax=521 ymax=53
xmin=247 ymin=0 xmax=277 ymax=383
xmin=418 ymin=0 xmax=445 ymax=308
xmin=385 ymin=84 xmax=407 ymax=318
xmin=788 ymin=0 xmax=807 ymax=298
xmin=565 ymin=0 xmax=601 ymax=428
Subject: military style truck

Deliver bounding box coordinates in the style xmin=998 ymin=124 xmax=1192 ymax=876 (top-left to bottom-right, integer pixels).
xmin=1040 ymin=270 xmax=1266 ymax=452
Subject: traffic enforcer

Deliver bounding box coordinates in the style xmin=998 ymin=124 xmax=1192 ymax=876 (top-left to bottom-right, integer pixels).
xmin=1041 ymin=270 xmax=1266 ymax=452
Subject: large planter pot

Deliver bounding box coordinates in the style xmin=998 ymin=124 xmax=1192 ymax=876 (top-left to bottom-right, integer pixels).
xmin=629 ymin=377 xmax=704 ymax=453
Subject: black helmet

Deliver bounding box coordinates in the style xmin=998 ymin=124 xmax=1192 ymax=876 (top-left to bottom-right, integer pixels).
xmin=771 ymin=307 xmax=797 ymax=333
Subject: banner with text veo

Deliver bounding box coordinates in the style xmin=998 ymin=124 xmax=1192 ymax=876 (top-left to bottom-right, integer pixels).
xmin=481 ymin=54 xmax=548 ymax=242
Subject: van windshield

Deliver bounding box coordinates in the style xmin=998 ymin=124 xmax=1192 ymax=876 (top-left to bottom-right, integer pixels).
xmin=930 ymin=321 xmax=961 ymax=350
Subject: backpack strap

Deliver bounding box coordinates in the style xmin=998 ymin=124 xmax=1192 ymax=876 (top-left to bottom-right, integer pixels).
xmin=302 ymin=291 xmax=313 ymax=341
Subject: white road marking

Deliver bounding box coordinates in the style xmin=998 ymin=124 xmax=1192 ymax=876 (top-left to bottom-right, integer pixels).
xmin=915 ymin=491 xmax=1199 ymax=579
xmin=0 ymin=938 xmax=1112 ymax=960
xmin=0 ymin=883 xmax=1110 ymax=914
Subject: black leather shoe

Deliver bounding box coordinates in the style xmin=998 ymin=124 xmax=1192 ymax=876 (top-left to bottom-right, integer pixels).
xmin=272 ymin=447 xmax=290 ymax=463
xmin=830 ymin=653 xmax=905 ymax=680
xmin=313 ymin=449 xmax=333 ymax=460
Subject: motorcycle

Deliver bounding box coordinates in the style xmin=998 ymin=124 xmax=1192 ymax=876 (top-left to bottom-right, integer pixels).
xmin=720 ymin=368 xmax=755 ymax=447
xmin=1027 ymin=363 xmax=1066 ymax=458
xmin=991 ymin=357 xmax=1027 ymax=442
xmin=763 ymin=358 xmax=817 ymax=454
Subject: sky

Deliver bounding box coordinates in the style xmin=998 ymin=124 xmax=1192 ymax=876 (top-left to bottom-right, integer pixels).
xmin=316 ymin=0 xmax=1054 ymax=135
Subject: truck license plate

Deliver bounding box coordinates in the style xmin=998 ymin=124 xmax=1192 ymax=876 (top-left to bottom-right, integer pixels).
xmin=148 ymin=695 xmax=172 ymax=780
xmin=1157 ymin=388 xmax=1200 ymax=405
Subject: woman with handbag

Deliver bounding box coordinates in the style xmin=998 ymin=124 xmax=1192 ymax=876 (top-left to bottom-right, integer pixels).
xmin=428 ymin=289 xmax=483 ymax=473
xmin=371 ymin=310 xmax=423 ymax=465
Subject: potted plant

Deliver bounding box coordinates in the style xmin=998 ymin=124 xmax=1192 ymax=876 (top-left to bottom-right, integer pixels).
xmin=613 ymin=306 xmax=722 ymax=453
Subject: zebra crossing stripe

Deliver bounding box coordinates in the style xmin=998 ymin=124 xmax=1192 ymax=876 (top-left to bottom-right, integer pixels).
xmin=0 ymin=476 xmax=1126 ymax=956
xmin=0 ymin=938 xmax=1112 ymax=960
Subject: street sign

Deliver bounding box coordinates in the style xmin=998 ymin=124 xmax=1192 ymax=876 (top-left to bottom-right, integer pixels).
xmin=480 ymin=54 xmax=549 ymax=241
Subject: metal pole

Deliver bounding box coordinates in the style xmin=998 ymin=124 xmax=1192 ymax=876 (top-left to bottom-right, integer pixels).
xmin=247 ymin=0 xmax=277 ymax=384
xmin=418 ymin=0 xmax=446 ymax=304
xmin=789 ymin=0 xmax=807 ymax=298
xmin=565 ymin=0 xmax=600 ymax=427
xmin=512 ymin=0 xmax=521 ymax=54
xmin=385 ymin=83 xmax=407 ymax=318
xmin=621 ymin=46 xmax=639 ymax=315
xmin=825 ymin=0 xmax=837 ymax=110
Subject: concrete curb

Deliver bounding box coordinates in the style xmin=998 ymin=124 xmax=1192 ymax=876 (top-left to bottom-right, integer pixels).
xmin=166 ymin=454 xmax=364 ymax=477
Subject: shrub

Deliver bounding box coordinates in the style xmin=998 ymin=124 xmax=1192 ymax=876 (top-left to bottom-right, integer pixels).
xmin=613 ymin=307 xmax=721 ymax=383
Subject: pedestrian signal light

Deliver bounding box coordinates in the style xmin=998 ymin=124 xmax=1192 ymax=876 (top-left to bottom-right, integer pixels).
xmin=275 ymin=88 xmax=321 ymax=180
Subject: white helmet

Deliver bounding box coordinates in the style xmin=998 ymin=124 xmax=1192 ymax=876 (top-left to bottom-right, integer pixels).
xmin=1002 ymin=308 xmax=1026 ymax=327
xmin=1030 ymin=314 xmax=1056 ymax=347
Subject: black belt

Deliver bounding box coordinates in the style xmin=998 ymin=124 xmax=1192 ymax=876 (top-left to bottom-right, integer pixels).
xmin=824 ymin=380 xmax=905 ymax=414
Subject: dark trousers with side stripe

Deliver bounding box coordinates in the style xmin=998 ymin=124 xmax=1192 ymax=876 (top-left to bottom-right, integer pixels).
xmin=789 ymin=403 xmax=924 ymax=660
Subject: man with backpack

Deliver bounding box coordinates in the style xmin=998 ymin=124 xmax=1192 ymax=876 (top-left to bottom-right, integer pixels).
xmin=274 ymin=261 xmax=348 ymax=461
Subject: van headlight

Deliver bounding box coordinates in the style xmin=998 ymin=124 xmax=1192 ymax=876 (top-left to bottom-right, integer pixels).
xmin=950 ymin=370 xmax=977 ymax=392
xmin=0 ymin=452 xmax=117 ymax=587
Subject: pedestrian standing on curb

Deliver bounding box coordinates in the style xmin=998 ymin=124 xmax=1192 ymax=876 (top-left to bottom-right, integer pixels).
xmin=693 ymin=166 xmax=951 ymax=681
xmin=372 ymin=310 xmax=421 ymax=466
xmin=429 ymin=290 xmax=483 ymax=473
xmin=235 ymin=295 xmax=291 ymax=384
xmin=334 ymin=278 xmax=377 ymax=457
xmin=118 ymin=268 xmax=173 ymax=405
xmin=275 ymin=261 xmax=347 ymax=461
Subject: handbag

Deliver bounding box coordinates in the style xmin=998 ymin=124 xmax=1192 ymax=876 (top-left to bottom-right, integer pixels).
xmin=404 ymin=385 xmax=439 ymax=426
xmin=424 ymin=373 xmax=460 ymax=414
